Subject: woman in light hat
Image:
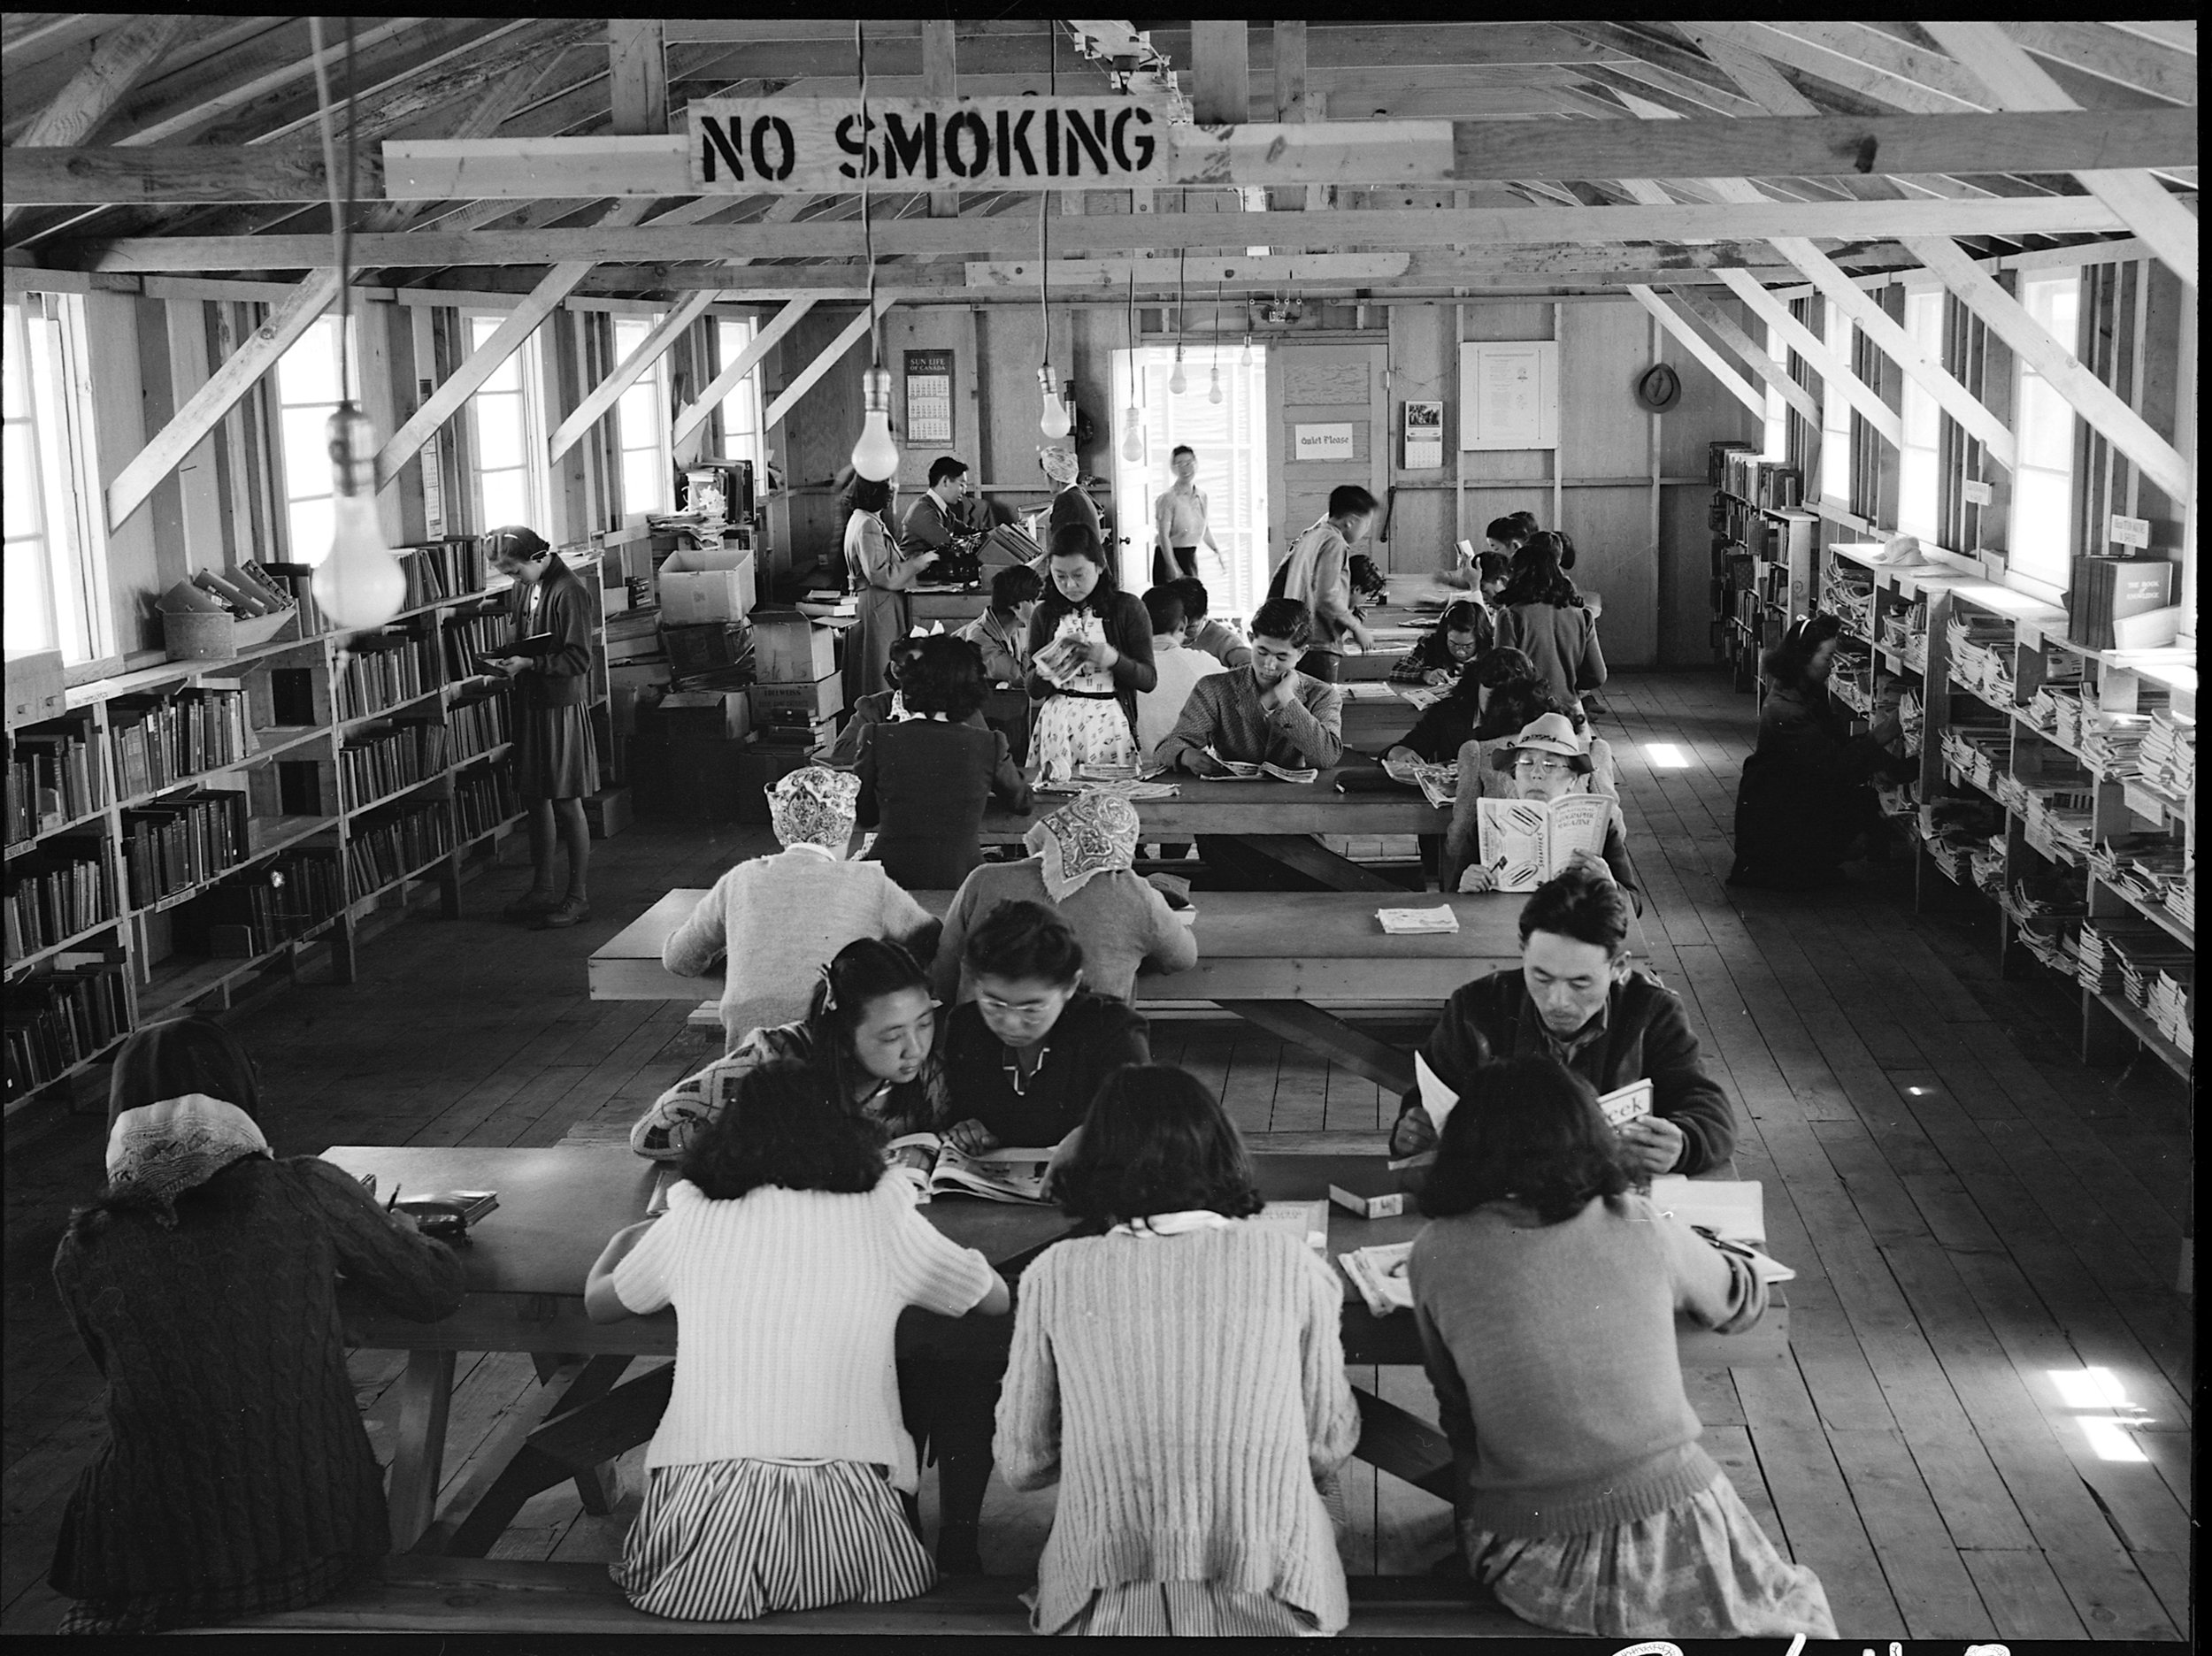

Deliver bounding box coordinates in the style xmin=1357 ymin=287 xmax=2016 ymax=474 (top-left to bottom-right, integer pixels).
xmin=1444 ymin=713 xmax=1642 ymax=911
xmin=662 ymin=765 xmax=940 ymax=1052
xmin=930 ymin=789 xmax=1198 ymax=1006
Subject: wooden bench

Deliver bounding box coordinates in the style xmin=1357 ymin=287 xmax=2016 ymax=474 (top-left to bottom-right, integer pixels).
xmin=187 ymin=1556 xmax=1535 ymax=1636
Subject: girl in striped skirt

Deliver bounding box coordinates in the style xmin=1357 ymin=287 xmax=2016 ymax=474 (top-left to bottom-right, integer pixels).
xmin=585 ymin=1062 xmax=1011 ymax=1622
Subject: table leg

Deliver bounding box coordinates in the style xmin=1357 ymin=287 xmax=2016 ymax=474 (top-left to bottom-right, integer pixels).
xmin=1353 ymin=1387 xmax=1456 ymax=1503
xmin=387 ymin=1347 xmax=456 ymax=1552
xmin=1215 ymin=999 xmax=1417 ymax=1093
xmin=1237 ymin=834 xmax=1409 ymax=893
xmin=429 ymin=1354 xmax=642 ymax=1558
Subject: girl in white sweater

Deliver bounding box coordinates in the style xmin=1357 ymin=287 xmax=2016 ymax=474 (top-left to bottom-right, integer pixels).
xmin=993 ymin=1066 xmax=1359 ymax=1635
xmin=587 ymin=1062 xmax=1010 ymax=1622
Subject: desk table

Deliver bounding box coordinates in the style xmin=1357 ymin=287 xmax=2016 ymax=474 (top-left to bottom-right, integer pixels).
xmin=324 ymin=1145 xmax=1784 ymax=1555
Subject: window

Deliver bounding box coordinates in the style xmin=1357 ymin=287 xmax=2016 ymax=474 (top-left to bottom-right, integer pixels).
xmin=2010 ymin=273 xmax=2079 ymax=589
xmin=1896 ymin=288 xmax=1944 ymax=542
xmin=1761 ymin=317 xmax=1789 ymax=462
xmin=4 ymin=296 xmax=108 ymax=663
xmin=612 ymin=313 xmax=672 ymax=517
xmin=712 ymin=317 xmax=765 ymax=479
xmin=1819 ymin=298 xmax=1853 ymax=510
xmin=272 ymin=313 xmax=359 ymax=564
xmin=465 ymin=313 xmax=549 ymax=533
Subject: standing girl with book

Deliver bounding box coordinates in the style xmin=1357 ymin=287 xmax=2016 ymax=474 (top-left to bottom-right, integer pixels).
xmin=589 ymin=1062 xmax=1011 ymax=1622
xmin=480 ymin=525 xmax=598 ymax=930
xmin=1409 ymin=1055 xmax=1832 ymax=1638
xmin=1025 ymin=525 xmax=1156 ymax=779
xmin=994 ymin=1065 xmax=1360 ymax=1635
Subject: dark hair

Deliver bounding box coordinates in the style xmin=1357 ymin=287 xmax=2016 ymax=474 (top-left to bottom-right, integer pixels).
xmin=1055 ymin=1066 xmax=1264 ymax=1230
xmin=1039 ymin=523 xmax=1118 ymax=616
xmin=899 ymin=633 xmax=987 ymax=721
xmin=1412 ymin=601 xmax=1489 ymax=679
xmin=839 ymin=473 xmax=893 ymax=518
xmin=1171 ymin=444 xmax=1195 ymax=462
xmin=1502 ymin=533 xmax=1583 ymax=610
xmin=1417 ymin=1056 xmax=1630 ymax=1225
xmin=963 ymin=898 xmax=1084 ymax=986
xmin=1167 ymin=576 xmax=1210 ymax=620
xmin=1142 ymin=585 xmax=1187 ymax=636
xmin=1248 ymin=596 xmax=1312 ymax=649
xmin=804 ymin=937 xmax=935 ymax=1122
xmin=1328 ymin=484 xmax=1379 ymax=520
xmin=1476 ymin=551 xmax=1512 ymax=587
xmin=1517 ymin=864 xmax=1632 ymax=955
xmin=680 ymin=1061 xmax=888 ymax=1201
xmin=1760 ymin=610 xmax=1844 ymax=694
xmin=884 ymin=633 xmax=927 ymax=688
xmin=1553 ymin=528 xmax=1578 ymax=572
xmin=927 ymin=456 xmax=968 ymax=487
xmin=989 ymin=563 xmax=1043 ymax=614
xmin=1485 ymin=516 xmax=1530 ymax=548
xmin=109 ymin=1016 xmax=260 ymax=1126
xmin=1509 ymin=510 xmax=1541 ymax=535
xmin=1467 ymin=647 xmax=1580 ymax=737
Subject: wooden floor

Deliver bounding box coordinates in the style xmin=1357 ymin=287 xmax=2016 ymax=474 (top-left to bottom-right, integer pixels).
xmin=2 ymin=669 xmax=2190 ymax=1638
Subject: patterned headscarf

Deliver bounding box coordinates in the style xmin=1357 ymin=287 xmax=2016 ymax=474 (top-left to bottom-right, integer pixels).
xmin=104 ymin=1093 xmax=271 ymax=1227
xmin=1039 ymin=445 xmax=1079 ymax=487
xmin=1025 ymin=789 xmax=1141 ymax=901
xmin=768 ymin=766 xmax=861 ymax=855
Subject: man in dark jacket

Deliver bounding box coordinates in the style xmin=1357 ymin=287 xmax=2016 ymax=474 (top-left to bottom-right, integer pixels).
xmin=1388 ymin=867 xmax=1736 ymax=1175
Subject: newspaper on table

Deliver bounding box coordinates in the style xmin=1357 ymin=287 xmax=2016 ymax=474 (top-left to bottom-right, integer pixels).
xmin=1378 ymin=906 xmax=1460 ymax=937
xmin=1340 ymin=1241 xmax=1416 ymax=1316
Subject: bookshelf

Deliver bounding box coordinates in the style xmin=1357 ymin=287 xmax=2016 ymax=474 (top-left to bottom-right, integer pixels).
xmin=1816 ymin=538 xmax=2193 ymax=1080
xmin=1707 ymin=446 xmax=1812 ymax=695
xmin=3 ymin=540 xmax=610 ymax=1111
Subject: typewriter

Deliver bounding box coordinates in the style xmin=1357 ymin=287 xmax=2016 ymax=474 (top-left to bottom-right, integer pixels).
xmin=911 ymin=529 xmax=986 ymax=589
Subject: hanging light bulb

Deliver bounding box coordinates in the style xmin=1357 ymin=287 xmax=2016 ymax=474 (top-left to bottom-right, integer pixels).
xmin=1240 ymin=328 xmax=1253 ymax=366
xmin=1168 ymin=345 xmax=1187 ymax=397
xmin=1208 ymin=282 xmax=1225 ymax=404
xmin=1208 ymin=360 xmax=1224 ymax=405
xmin=315 ymin=404 xmax=405 ymax=628
xmin=851 ymin=364 xmax=899 ymax=481
xmin=1120 ymin=413 xmax=1144 ymax=464
xmin=1038 ymin=364 xmax=1072 ymax=439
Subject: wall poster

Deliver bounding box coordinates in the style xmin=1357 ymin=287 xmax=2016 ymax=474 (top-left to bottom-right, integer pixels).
xmin=903 ymin=349 xmax=955 ymax=447
xmin=1459 ymin=341 xmax=1560 ymax=451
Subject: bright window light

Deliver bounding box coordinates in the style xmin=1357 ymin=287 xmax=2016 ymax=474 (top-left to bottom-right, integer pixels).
xmin=2047 ymin=1367 xmax=2128 ymax=1409
xmin=1644 ymin=743 xmax=1691 ymax=770
xmin=2079 ymin=1419 xmax=2148 ymax=1462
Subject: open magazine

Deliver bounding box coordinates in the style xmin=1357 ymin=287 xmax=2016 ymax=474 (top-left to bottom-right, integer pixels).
xmin=1383 ymin=755 xmax=1459 ymax=809
xmin=887 ymin=1133 xmax=1056 ymax=1204
xmin=1211 ymin=758 xmax=1319 ymax=783
xmin=1474 ymin=794 xmax=1611 ymax=892
xmin=1417 ymin=1055 xmax=1648 ymax=1136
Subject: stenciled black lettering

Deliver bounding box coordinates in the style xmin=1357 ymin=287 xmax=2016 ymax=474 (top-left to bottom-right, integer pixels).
xmin=1110 ymin=106 xmax=1135 ymax=172
xmin=880 ymin=111 xmax=937 ymax=180
xmin=1127 ymin=106 xmax=1156 ymax=172
xmin=1005 ymin=108 xmax=1037 ymax=176
xmin=1045 ymin=106 xmax=1060 ymax=175
xmin=1064 ymin=108 xmax=1110 ymax=176
xmin=944 ymin=110 xmax=989 ymax=178
xmin=700 ymin=114 xmax=745 ymax=184
xmin=751 ymin=116 xmax=795 ymax=181
xmin=835 ymin=112 xmax=878 ymax=180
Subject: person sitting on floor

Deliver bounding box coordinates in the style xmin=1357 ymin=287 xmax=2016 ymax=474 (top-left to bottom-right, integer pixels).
xmin=1154 ymin=597 xmax=1343 ymax=778
xmin=1168 ymin=576 xmax=1255 ymax=671
xmin=1134 ymin=585 xmax=1227 ymax=761
xmin=1729 ymin=613 xmax=1909 ymax=891
xmin=1387 ymin=867 xmax=1735 ymax=1175
xmin=930 ymin=789 xmax=1197 ymax=1007
xmin=631 ymin=937 xmax=945 ymax=1159
xmin=957 ymin=564 xmax=1044 ymax=766
xmin=994 ymin=1063 xmax=1360 ymax=1636
xmin=1390 ymin=599 xmax=1494 ymax=687
xmin=856 ymin=634 xmax=1033 ymax=892
xmin=1410 ymin=1054 xmax=1832 ymax=1638
xmin=1443 ymin=713 xmax=1641 ymax=912
xmin=661 ymin=766 xmax=938 ymax=1051
xmin=49 ymin=1016 xmax=465 ymax=1635
xmin=589 ymin=1062 xmax=1011 ymax=1622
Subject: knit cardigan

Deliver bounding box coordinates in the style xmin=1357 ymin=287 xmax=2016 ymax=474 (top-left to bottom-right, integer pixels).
xmin=1409 ymin=1193 xmax=1765 ymax=1538
xmin=994 ymin=1224 xmax=1361 ymax=1633
xmin=50 ymin=1156 xmax=465 ymax=1600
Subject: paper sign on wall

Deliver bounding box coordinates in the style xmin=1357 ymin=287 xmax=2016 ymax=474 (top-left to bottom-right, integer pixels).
xmin=1403 ymin=400 xmax=1444 ymax=470
xmin=1294 ymin=423 xmax=1355 ymax=461
xmin=904 ymin=349 xmax=954 ymax=447
xmin=1459 ymin=341 xmax=1560 ymax=451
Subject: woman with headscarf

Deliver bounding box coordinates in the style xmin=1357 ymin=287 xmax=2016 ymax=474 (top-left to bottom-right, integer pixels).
xmin=49 ymin=1017 xmax=464 ymax=1634
xmin=929 ymin=789 xmax=1199 ymax=1006
xmin=841 ymin=470 xmax=940 ymax=705
xmin=662 ymin=766 xmax=940 ymax=1052
xmin=1039 ymin=443 xmax=1105 ymax=570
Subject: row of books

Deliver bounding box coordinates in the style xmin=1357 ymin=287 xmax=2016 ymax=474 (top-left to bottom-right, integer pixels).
xmin=3 ymin=960 xmax=129 ymax=1103
xmin=244 ymin=563 xmax=328 ymax=636
xmin=110 ymin=688 xmax=253 ymax=801
xmin=336 ymin=628 xmax=440 ymax=722
xmin=442 ymin=610 xmax=511 ymax=681
xmin=121 ymin=789 xmax=252 ymax=909
xmin=454 ymin=765 xmax=521 ymax=842
xmin=344 ymin=800 xmax=452 ymax=893
xmin=4 ymin=847 xmax=112 ymax=962
xmin=396 ymin=539 xmax=487 ymax=610
xmin=1943 ymin=615 xmax=2016 ymax=704
xmin=340 ymin=721 xmax=449 ymax=813
xmin=6 ymin=729 xmax=102 ymax=844
xmin=173 ymin=852 xmax=344 ymax=960
xmin=447 ymin=692 xmax=512 ymax=763
xmin=2136 ymin=709 xmax=2194 ymax=801
xmin=2074 ymin=917 xmax=2191 ymax=998
xmin=1716 ymin=450 xmax=1803 ymax=510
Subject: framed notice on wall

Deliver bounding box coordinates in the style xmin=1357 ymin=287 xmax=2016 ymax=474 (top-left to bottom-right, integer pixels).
xmin=1459 ymin=341 xmax=1560 ymax=451
xmin=904 ymin=349 xmax=955 ymax=447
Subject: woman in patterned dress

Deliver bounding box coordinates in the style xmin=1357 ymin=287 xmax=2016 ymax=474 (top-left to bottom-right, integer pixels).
xmin=1024 ymin=524 xmax=1155 ymax=780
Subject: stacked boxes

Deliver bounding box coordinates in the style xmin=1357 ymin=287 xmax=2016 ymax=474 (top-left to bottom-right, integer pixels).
xmin=746 ymin=610 xmax=841 ymax=766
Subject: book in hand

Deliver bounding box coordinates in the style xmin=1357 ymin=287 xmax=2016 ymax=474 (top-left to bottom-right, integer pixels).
xmin=1340 ymin=1240 xmax=1416 ymax=1315
xmin=1032 ymin=636 xmax=1089 ymax=686
xmin=887 ymin=1134 xmax=1056 ymax=1204
xmin=1328 ymin=1166 xmax=1408 ymax=1220
xmin=1475 ymin=794 xmax=1611 ymax=892
xmin=1596 ymin=1077 xmax=1653 ymax=1130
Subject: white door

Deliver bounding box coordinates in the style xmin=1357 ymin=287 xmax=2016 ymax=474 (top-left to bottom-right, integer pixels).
xmin=1265 ymin=342 xmax=1387 ymax=580
xmin=1109 ymin=344 xmax=1271 ymax=622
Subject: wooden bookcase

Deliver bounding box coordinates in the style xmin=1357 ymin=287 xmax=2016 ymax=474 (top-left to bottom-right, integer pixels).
xmin=3 ymin=547 xmax=610 ymax=1113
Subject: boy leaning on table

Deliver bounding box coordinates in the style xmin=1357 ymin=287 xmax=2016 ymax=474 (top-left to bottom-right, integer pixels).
xmin=1387 ymin=866 xmax=1738 ymax=1177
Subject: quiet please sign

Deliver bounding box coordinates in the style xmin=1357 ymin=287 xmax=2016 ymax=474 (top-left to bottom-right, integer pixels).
xmin=686 ymin=97 xmax=1178 ymax=193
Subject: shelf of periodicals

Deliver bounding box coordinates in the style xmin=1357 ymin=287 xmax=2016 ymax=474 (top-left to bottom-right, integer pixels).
xmin=1707 ymin=446 xmax=1812 ymax=695
xmin=1816 ymin=538 xmax=2193 ymax=1081
xmin=2 ymin=540 xmax=610 ymax=1112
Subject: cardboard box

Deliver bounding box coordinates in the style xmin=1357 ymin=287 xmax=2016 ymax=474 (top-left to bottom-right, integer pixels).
xmin=653 ymin=687 xmax=753 ymax=742
xmin=4 ymin=648 xmax=66 ymax=727
xmin=749 ymin=673 xmax=842 ymax=726
xmin=657 ymin=545 xmax=757 ymax=625
xmin=751 ymin=608 xmax=838 ymax=683
xmin=1327 ymin=1166 xmax=1409 ymax=1220
xmin=582 ymin=786 xmax=631 ymax=840
xmin=662 ymin=621 xmax=752 ymax=682
xmin=600 ymin=584 xmax=632 ymax=618
xmin=751 ymin=717 xmax=836 ymax=755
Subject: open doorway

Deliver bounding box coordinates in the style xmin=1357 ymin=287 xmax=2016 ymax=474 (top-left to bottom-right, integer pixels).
xmin=1109 ymin=344 xmax=1269 ymax=623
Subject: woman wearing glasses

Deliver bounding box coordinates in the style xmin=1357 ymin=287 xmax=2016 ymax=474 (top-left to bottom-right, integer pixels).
xmin=1442 ymin=714 xmax=1641 ymax=913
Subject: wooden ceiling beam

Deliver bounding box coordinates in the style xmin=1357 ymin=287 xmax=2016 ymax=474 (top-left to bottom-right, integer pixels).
xmin=606 ymin=19 xmax=668 ymax=137
xmin=1662 ymin=281 xmax=1824 ymax=426
xmin=1715 ymin=268 xmax=1903 ymax=446
xmin=103 ymin=18 xmax=427 ymax=148
xmin=1625 ymin=283 xmax=1767 ymax=416
xmin=547 ymin=286 xmax=715 ymax=461
xmin=3 ymin=13 xmax=188 ymax=235
xmin=761 ymin=292 xmax=896 ymax=431
xmin=2001 ymin=23 xmax=2196 ymax=104
xmin=671 ymin=294 xmax=816 ymax=448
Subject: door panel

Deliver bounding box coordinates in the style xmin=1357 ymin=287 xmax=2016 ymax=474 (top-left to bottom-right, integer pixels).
xmin=1266 ymin=341 xmax=1388 ymax=578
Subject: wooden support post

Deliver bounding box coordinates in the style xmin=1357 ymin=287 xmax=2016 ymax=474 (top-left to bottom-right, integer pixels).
xmin=761 ymin=294 xmax=895 ymax=433
xmin=1715 ymin=268 xmax=1903 ymax=448
xmin=671 ymin=295 xmax=817 ymax=449
xmin=388 ymin=1348 xmax=456 ymax=1552
xmin=1271 ymin=21 xmax=1314 ymax=213
xmin=1663 ymin=283 xmax=1823 ymax=429
xmin=1191 ymin=21 xmax=1251 ymax=126
xmin=1626 ymin=284 xmax=1767 ymax=418
xmin=2 ymin=13 xmax=186 ymax=231
xmin=549 ymin=289 xmax=718 ymax=462
xmin=923 ymin=22 xmax=959 ymax=218
xmin=105 ymin=266 xmax=342 ymax=533
xmin=1214 ymin=1000 xmax=1416 ymax=1094
xmin=361 ymin=53 xmax=572 ymax=235
xmin=606 ymin=19 xmax=668 ymax=138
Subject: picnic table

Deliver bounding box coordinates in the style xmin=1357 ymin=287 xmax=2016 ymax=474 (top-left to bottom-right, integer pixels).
xmin=323 ymin=1144 xmax=1785 ymax=1557
xmin=591 ymin=888 xmax=1647 ymax=1091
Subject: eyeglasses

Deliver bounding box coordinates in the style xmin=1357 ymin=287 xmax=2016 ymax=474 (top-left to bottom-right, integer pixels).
xmin=1513 ymin=755 xmax=1573 ymax=774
